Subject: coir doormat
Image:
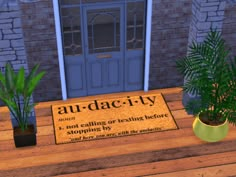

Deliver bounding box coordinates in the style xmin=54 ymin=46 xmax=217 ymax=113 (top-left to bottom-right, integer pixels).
xmin=51 ymin=93 xmax=178 ymax=144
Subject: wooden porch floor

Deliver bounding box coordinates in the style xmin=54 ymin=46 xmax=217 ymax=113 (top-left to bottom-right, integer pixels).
xmin=0 ymin=87 xmax=236 ymax=177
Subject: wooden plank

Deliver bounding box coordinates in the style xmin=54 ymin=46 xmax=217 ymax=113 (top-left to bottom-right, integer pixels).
xmin=54 ymin=151 xmax=236 ymax=177
xmin=147 ymin=163 xmax=236 ymax=177
xmin=162 ymin=92 xmax=183 ymax=102
xmin=0 ymin=106 xmax=9 ymax=112
xmin=0 ymin=125 xmax=53 ymax=141
xmin=171 ymin=109 xmax=194 ymax=119
xmin=36 ymin=116 xmax=53 ymax=126
xmin=35 ymin=108 xmax=52 ymax=117
xmin=0 ymin=116 xmax=53 ymax=131
xmin=0 ymin=112 xmax=10 ymax=121
xmin=0 ymin=136 xmax=205 ymax=170
xmin=1 ymin=128 xmax=236 ymax=171
xmin=0 ymin=134 xmax=56 ymax=151
xmin=1 ymin=142 xmax=236 ymax=177
xmin=0 ymin=107 xmax=51 ymax=121
xmin=0 ymin=120 xmax=12 ymax=130
xmin=166 ymin=101 xmax=184 ymax=110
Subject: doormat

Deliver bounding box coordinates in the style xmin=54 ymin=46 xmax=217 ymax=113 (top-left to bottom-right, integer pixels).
xmin=51 ymin=93 xmax=178 ymax=144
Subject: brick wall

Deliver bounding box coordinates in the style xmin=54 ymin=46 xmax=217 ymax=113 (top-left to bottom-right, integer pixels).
xmin=222 ymin=3 xmax=236 ymax=57
xmin=18 ymin=0 xmax=62 ymax=102
xmin=0 ymin=1 xmax=29 ymax=106
xmin=0 ymin=1 xmax=28 ymax=73
xmin=148 ymin=0 xmax=192 ymax=89
xmin=188 ymin=0 xmax=226 ymax=44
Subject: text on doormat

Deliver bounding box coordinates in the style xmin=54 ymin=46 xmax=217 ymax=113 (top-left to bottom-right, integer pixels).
xmin=51 ymin=94 xmax=178 ymax=144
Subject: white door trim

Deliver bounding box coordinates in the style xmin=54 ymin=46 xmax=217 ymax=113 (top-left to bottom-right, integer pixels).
xmin=144 ymin=0 xmax=152 ymax=92
xmin=53 ymin=0 xmax=152 ymax=100
xmin=52 ymin=0 xmax=67 ymax=100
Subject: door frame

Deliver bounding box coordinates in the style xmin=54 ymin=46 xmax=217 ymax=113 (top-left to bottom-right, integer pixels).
xmin=52 ymin=0 xmax=153 ymax=100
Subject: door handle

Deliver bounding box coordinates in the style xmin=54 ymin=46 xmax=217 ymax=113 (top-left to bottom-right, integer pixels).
xmin=96 ymin=54 xmax=112 ymax=59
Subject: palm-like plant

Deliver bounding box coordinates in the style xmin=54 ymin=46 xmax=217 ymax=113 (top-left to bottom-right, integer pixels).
xmin=176 ymin=30 xmax=236 ymax=125
xmin=0 ymin=63 xmax=45 ymax=131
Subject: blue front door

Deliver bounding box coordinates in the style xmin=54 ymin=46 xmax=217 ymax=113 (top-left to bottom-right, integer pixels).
xmin=59 ymin=1 xmax=146 ymax=98
xmin=84 ymin=4 xmax=125 ymax=95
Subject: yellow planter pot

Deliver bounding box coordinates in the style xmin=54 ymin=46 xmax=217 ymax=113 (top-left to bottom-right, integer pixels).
xmin=192 ymin=114 xmax=229 ymax=142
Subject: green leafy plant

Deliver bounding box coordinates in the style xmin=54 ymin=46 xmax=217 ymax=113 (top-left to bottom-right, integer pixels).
xmin=176 ymin=30 xmax=236 ymax=125
xmin=0 ymin=63 xmax=45 ymax=131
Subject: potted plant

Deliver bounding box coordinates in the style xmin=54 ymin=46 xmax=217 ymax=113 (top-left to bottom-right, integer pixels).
xmin=0 ymin=63 xmax=45 ymax=147
xmin=176 ymin=29 xmax=236 ymax=142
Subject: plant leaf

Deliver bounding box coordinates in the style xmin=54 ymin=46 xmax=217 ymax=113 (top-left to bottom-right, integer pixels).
xmin=5 ymin=63 xmax=15 ymax=97
xmin=26 ymin=71 xmax=45 ymax=97
xmin=16 ymin=67 xmax=25 ymax=93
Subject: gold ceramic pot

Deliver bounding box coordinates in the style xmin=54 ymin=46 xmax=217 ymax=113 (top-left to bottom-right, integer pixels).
xmin=192 ymin=113 xmax=229 ymax=142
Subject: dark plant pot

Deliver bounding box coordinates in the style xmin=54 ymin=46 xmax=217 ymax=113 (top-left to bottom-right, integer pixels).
xmin=13 ymin=124 xmax=37 ymax=148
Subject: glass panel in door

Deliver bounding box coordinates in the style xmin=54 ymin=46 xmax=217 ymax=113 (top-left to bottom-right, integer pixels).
xmin=87 ymin=7 xmax=121 ymax=53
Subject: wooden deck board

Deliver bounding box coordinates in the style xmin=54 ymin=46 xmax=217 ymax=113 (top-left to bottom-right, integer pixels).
xmin=0 ymin=87 xmax=236 ymax=177
xmin=55 ymin=151 xmax=236 ymax=177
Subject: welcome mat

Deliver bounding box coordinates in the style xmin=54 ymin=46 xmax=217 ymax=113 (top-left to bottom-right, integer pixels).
xmin=51 ymin=93 xmax=178 ymax=144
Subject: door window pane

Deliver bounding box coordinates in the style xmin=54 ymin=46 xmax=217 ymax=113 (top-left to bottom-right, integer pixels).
xmin=60 ymin=7 xmax=82 ymax=55
xmin=82 ymin=0 xmax=119 ymax=4
xmin=127 ymin=1 xmax=146 ymax=50
xmin=60 ymin=0 xmax=78 ymax=5
xmin=87 ymin=8 xmax=120 ymax=54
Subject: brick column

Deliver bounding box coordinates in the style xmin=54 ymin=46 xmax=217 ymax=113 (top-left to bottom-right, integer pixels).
xmin=223 ymin=1 xmax=236 ymax=57
xmin=188 ymin=0 xmax=226 ymax=44
xmin=0 ymin=0 xmax=37 ymax=132
xmin=0 ymin=0 xmax=28 ymax=73
xmin=18 ymin=0 xmax=62 ymax=102
xmin=183 ymin=0 xmax=226 ymax=112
